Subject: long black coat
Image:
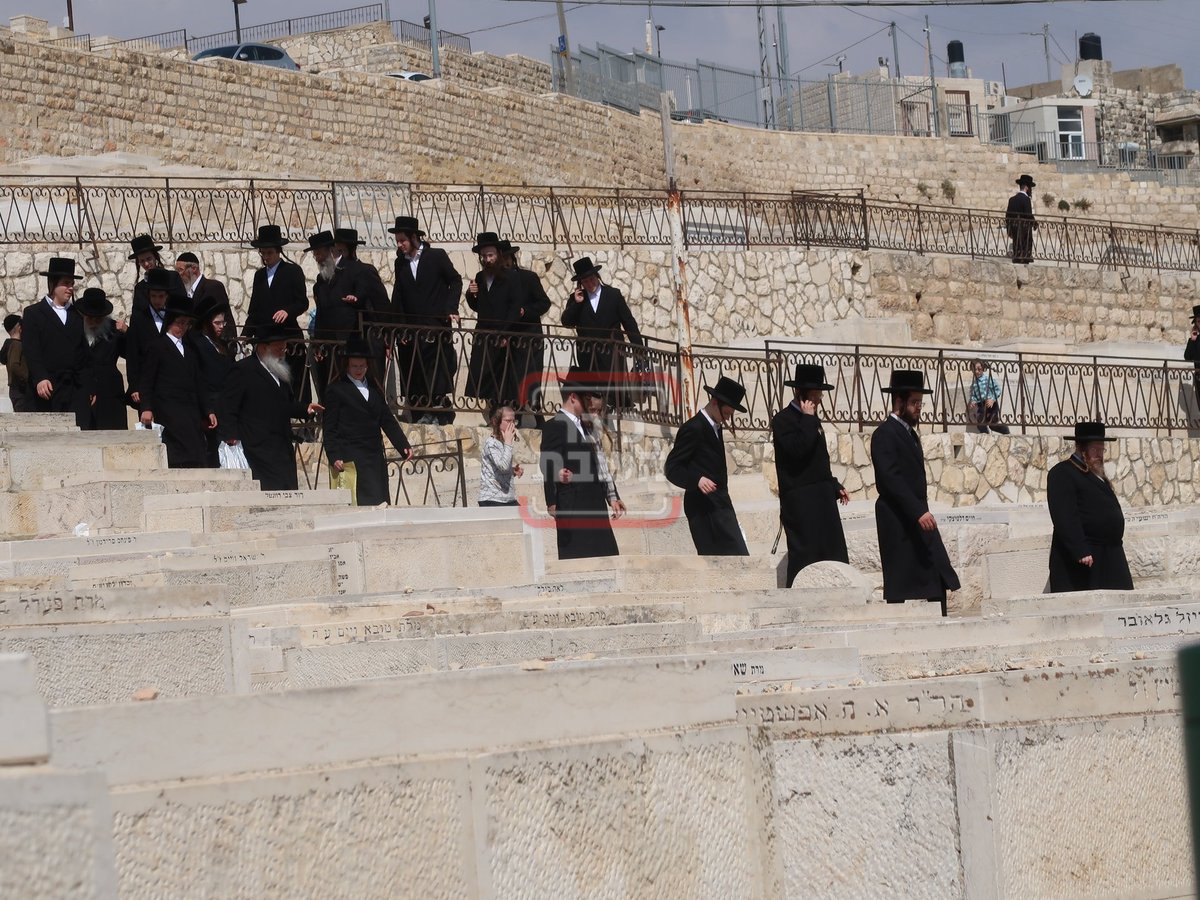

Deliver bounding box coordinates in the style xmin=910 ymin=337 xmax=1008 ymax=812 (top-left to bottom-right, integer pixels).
xmin=314 ymin=258 xmax=387 ymax=339
xmin=21 ymin=299 xmax=93 ymax=426
xmin=125 ymin=304 xmax=169 ymax=404
xmin=772 ymin=403 xmax=848 ymax=586
xmin=189 ymin=275 xmax=229 ymax=309
xmin=870 ymin=416 xmax=960 ymax=600
xmin=665 ymin=411 xmax=747 ymax=556
xmin=245 ymin=260 xmax=307 ymax=338
xmin=391 ymin=246 xmax=462 ymax=407
xmin=561 ymin=284 xmax=644 ymax=378
xmin=220 ymin=355 xmax=311 ymax=490
xmin=139 ymin=334 xmax=211 ymax=468
xmin=1005 ymin=191 xmax=1036 ymax=262
xmin=1047 ymin=456 xmax=1133 ymax=592
xmin=541 ymin=412 xmax=619 ymax=560
xmin=84 ymin=323 xmax=127 ymax=430
xmin=323 ymin=376 xmax=411 ymax=507
xmin=189 ymin=333 xmax=237 ymax=466
xmin=507 ymin=265 xmax=552 ymax=405
xmin=466 ymin=269 xmax=521 ymax=404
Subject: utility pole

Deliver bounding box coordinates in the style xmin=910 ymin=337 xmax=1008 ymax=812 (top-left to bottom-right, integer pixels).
xmin=428 ymin=0 xmax=441 ymax=79
xmin=1042 ymin=23 xmax=1052 ymax=83
xmin=924 ymin=15 xmax=939 ymax=137
xmin=756 ymin=4 xmax=773 ymax=129
xmin=890 ymin=21 xmax=901 ymax=78
xmin=555 ymin=0 xmax=574 ymax=96
xmin=65 ymin=0 xmax=74 ymax=31
xmin=777 ymin=6 xmax=793 ymax=129
xmin=233 ymin=0 xmax=245 ymax=43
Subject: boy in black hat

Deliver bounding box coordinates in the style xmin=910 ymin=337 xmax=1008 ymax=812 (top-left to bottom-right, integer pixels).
xmin=1005 ymin=174 xmax=1038 ymax=265
xmin=245 ymin=224 xmax=308 ymax=398
xmin=1 ymin=313 xmax=30 ymax=412
xmin=129 ymin=234 xmax=185 ymax=314
xmin=126 ymin=267 xmax=178 ymax=407
xmin=77 ymin=288 xmax=128 ymax=430
xmin=1046 ymin=421 xmax=1133 ymax=593
xmin=322 ymin=336 xmax=413 ymax=506
xmin=561 ymin=256 xmax=645 ymax=405
xmin=1185 ymin=304 xmax=1200 ymax=409
xmin=771 ymin=364 xmax=849 ymax=586
xmin=138 ymin=297 xmax=215 ymax=467
xmin=21 ymin=257 xmax=93 ymax=426
xmin=871 ymin=370 xmax=960 ymax=615
xmin=665 ymin=375 xmax=750 ymax=556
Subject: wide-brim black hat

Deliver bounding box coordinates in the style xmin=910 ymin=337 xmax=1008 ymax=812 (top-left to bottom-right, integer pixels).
xmin=500 ymin=240 xmax=520 ymax=257
xmin=76 ymin=287 xmax=113 ymax=319
xmin=128 ymin=234 xmax=163 ymax=260
xmin=244 ymin=322 xmax=295 ymax=344
xmin=194 ymin=295 xmax=231 ymax=325
xmin=559 ymin=366 xmax=605 ymax=398
xmin=336 ymin=336 xmax=381 ymax=358
xmin=703 ymin=375 xmax=748 ymax=413
xmin=1071 ymin=420 xmax=1116 ymax=443
xmin=306 ymin=230 xmax=335 ymax=252
xmin=1016 ymin=174 xmax=1036 ymax=188
xmin=881 ymin=369 xmax=933 ymax=395
xmin=333 ymin=227 xmax=365 ymax=247
xmin=472 ymin=231 xmax=501 ymax=254
xmin=38 ymin=257 xmax=84 ymax=281
xmin=1192 ymin=305 xmax=1200 ymax=318
xmin=784 ymin=363 xmax=834 ymax=391
xmin=387 ymin=215 xmax=425 ymax=236
xmin=143 ymin=267 xmax=181 ymax=296
xmin=571 ymin=256 xmax=602 ymax=282
xmin=250 ymin=224 xmax=290 ymax=248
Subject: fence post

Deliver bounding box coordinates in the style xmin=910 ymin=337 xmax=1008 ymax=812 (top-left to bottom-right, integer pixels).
xmin=742 ymin=192 xmax=750 ymax=251
xmin=477 ymin=184 xmax=486 ymax=233
xmin=330 ymin=181 xmax=339 ymax=228
xmin=1017 ymin=352 xmax=1027 ymax=435
xmin=164 ymin=177 xmax=174 ymax=248
xmin=74 ymin=177 xmax=84 ymax=249
xmin=967 ymin=208 xmax=974 ymax=258
xmin=1092 ymin=356 xmax=1101 ymax=420
xmin=248 ymin=178 xmax=256 ymax=235
xmin=1163 ymin=360 xmax=1173 ymax=437
xmin=853 ymin=345 xmax=863 ymax=432
xmin=1154 ymin=224 xmax=1161 ymax=274
xmin=549 ymin=187 xmax=558 ymax=252
xmin=915 ymin=204 xmax=924 ymax=255
xmin=859 ymin=190 xmax=869 ymax=251
xmin=937 ymin=349 xmax=946 ymax=432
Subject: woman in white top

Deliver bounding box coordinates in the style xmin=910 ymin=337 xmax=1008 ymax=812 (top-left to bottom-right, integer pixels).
xmin=479 ymin=405 xmax=523 ymax=507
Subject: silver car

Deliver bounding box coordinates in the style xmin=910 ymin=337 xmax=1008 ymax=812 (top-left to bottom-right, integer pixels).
xmin=192 ymin=43 xmax=300 ymax=71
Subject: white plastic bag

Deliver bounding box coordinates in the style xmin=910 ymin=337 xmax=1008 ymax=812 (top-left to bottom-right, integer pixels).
xmin=218 ymin=441 xmax=251 ymax=470
xmin=135 ymin=421 xmax=164 ymax=441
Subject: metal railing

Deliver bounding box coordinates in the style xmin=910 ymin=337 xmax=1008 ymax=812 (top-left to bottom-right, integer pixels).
xmin=46 ymin=33 xmax=92 ymax=51
xmin=391 ymin=19 xmax=472 ymax=55
xmin=189 ymin=3 xmax=384 ymax=54
xmin=94 ymin=29 xmax=188 ymax=53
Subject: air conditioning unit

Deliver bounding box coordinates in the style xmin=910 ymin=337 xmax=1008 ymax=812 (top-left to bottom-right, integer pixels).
xmin=986 ymin=81 xmax=1004 ymax=97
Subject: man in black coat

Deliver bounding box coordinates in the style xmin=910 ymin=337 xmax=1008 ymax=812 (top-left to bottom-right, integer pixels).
xmin=138 ymin=298 xmax=215 ymax=468
xmin=1184 ymin=304 xmax=1200 ymax=411
xmin=244 ymin=224 xmax=308 ymax=397
xmin=128 ymin=234 xmax=185 ymax=314
xmin=1047 ymin=421 xmax=1133 ymax=593
xmin=126 ymin=267 xmax=176 ymax=408
xmin=389 ymin=215 xmax=462 ymax=425
xmin=21 ymin=257 xmax=93 ymax=427
xmin=1 ymin=314 xmax=31 ymax=412
xmin=174 ymin=251 xmax=230 ymax=308
xmin=871 ymin=370 xmax=960 ymax=616
xmin=540 ymin=368 xmax=625 ymax=560
xmin=561 ymin=256 xmax=645 ymax=405
xmin=772 ymin=364 xmax=850 ymax=586
xmin=501 ymin=240 xmax=552 ymax=421
xmin=220 ymin=323 xmax=323 ymax=491
xmin=190 ymin=295 xmax=237 ymax=467
xmin=77 ymin=288 xmax=128 ymax=430
xmin=316 ymin=228 xmax=389 ymax=394
xmin=1005 ymin=174 xmax=1038 ymax=265
xmin=465 ymin=232 xmax=522 ymax=412
xmin=322 ymin=337 xmax=414 ymax=507
xmin=665 ymin=376 xmax=750 ymax=556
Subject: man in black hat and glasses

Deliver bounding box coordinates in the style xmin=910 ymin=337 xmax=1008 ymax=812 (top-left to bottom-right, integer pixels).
xmin=21 ymin=257 xmax=93 ymax=427
xmin=1047 ymin=421 xmax=1133 ymax=593
xmin=1185 ymin=304 xmax=1200 ymax=411
xmin=562 ymin=256 xmax=645 ymax=406
xmin=138 ymin=297 xmax=215 ymax=468
xmin=871 ymin=370 xmax=960 ymax=616
xmin=1006 ymin=174 xmax=1038 ymax=265
xmin=245 ymin=224 xmax=308 ymax=397
xmin=665 ymin=375 xmax=750 ymax=556
xmin=772 ymin=364 xmax=850 ymax=586
xmin=322 ymin=336 xmax=413 ymax=507
xmin=389 ymin=215 xmax=462 ymax=425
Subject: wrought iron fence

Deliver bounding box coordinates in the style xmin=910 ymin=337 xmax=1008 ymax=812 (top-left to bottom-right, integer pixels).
xmin=46 ymin=33 xmax=93 ymax=51
xmin=94 ymin=30 xmax=188 ymax=53
xmin=391 ymin=19 xmax=472 ymax=55
xmin=189 ymin=3 xmax=384 ymax=54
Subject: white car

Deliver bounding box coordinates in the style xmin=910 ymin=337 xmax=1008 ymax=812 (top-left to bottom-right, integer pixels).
xmin=192 ymin=43 xmax=300 ymax=71
xmin=386 ymin=71 xmax=434 ymax=82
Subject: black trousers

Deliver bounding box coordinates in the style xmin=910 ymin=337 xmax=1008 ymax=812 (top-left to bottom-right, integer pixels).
xmin=686 ymin=504 xmax=749 ymax=556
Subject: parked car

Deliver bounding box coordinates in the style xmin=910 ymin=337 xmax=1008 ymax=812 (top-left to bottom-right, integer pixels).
xmin=386 ymin=71 xmax=433 ymax=82
xmin=192 ymin=43 xmax=300 ymax=71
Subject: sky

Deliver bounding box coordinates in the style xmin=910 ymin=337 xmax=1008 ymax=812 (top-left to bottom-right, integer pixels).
xmin=7 ymin=0 xmax=1199 ymax=89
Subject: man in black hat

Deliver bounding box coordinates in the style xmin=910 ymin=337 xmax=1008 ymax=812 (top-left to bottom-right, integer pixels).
xmin=1047 ymin=421 xmax=1133 ymax=593
xmin=138 ymin=297 xmax=215 ymax=467
xmin=465 ymin=232 xmax=522 ymax=414
xmin=21 ymin=257 xmax=93 ymax=426
xmin=129 ymin=234 xmax=185 ymax=314
xmin=1005 ymin=175 xmax=1038 ymax=265
xmin=174 ymin=251 xmax=230 ymax=308
xmin=500 ymin=240 xmax=552 ymax=423
xmin=772 ymin=364 xmax=850 ymax=586
xmin=191 ymin=294 xmax=238 ymax=466
xmin=77 ymin=288 xmax=128 ymax=430
xmin=126 ymin=267 xmax=178 ymax=408
xmin=541 ymin=368 xmax=624 ymax=560
xmin=871 ymin=370 xmax=960 ymax=615
xmin=389 ymin=215 xmax=462 ymax=425
xmin=245 ymin=224 xmax=308 ymax=397
xmin=561 ymin=256 xmax=645 ymax=405
xmin=1 ymin=314 xmax=30 ymax=412
xmin=313 ymin=228 xmax=388 ymax=395
xmin=1185 ymin=304 xmax=1200 ymax=410
xmin=220 ymin=323 xmax=323 ymax=491
xmin=665 ymin=375 xmax=750 ymax=556
xmin=322 ymin=336 xmax=413 ymax=507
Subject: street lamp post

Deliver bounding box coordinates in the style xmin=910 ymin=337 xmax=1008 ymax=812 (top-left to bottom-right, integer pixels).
xmin=655 ymin=25 xmax=665 ymax=59
xmin=65 ymin=0 xmax=74 ymax=31
xmin=233 ymin=0 xmax=246 ymax=43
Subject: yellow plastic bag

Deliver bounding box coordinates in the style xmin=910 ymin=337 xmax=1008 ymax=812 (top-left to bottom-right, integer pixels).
xmin=329 ymin=461 xmax=357 ymax=505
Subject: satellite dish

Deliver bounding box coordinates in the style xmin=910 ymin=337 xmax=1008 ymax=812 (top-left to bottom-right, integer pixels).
xmin=1074 ymin=75 xmax=1093 ymax=97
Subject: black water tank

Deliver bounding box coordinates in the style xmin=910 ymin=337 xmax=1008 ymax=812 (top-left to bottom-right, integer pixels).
xmin=1080 ymin=33 xmax=1103 ymax=61
xmin=947 ymin=40 xmax=965 ymax=65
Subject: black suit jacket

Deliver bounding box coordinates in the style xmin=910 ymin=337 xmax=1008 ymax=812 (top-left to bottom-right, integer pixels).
xmin=191 ymin=275 xmax=231 ymax=310
xmin=323 ymin=376 xmax=410 ymax=463
xmin=1005 ymin=191 xmax=1035 ymax=232
xmin=189 ymin=332 xmax=236 ymax=410
xmin=245 ymin=259 xmax=307 ymax=337
xmin=771 ymin=403 xmax=843 ymax=499
xmin=466 ymin=269 xmax=522 ymax=331
xmin=1047 ymin=457 xmax=1133 ymax=592
xmin=220 ymin=355 xmax=312 ymax=489
xmin=561 ymin=284 xmax=644 ymax=346
xmin=139 ymin=334 xmax=211 ymax=419
xmin=126 ymin=305 xmax=169 ymax=397
xmin=541 ymin=413 xmax=614 ymax=512
xmin=391 ymin=246 xmax=462 ymax=326
xmin=21 ymin=299 xmax=93 ymax=395
xmin=509 ymin=266 xmax=552 ymax=334
xmin=315 ymin=258 xmax=388 ymax=337
xmin=1185 ymin=335 xmax=1200 ymax=368
xmin=665 ymin=412 xmax=728 ymax=494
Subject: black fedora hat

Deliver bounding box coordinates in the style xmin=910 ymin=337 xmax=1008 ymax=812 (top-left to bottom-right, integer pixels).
xmin=1071 ymin=420 xmax=1116 ymax=443
xmin=245 ymin=322 xmax=294 ymax=344
xmin=305 ymin=230 xmax=335 ymax=252
xmin=127 ymin=233 xmax=163 ymax=260
xmin=75 ymin=287 xmax=113 ymax=319
xmin=39 ymin=257 xmax=84 ymax=281
xmin=1192 ymin=305 xmax=1200 ymax=318
xmin=333 ymin=227 xmax=365 ymax=247
xmin=881 ymin=369 xmax=933 ymax=396
xmin=571 ymin=256 xmax=602 ymax=282
xmin=703 ymin=376 xmax=748 ymax=413
xmin=472 ymin=231 xmax=501 ymax=254
xmin=336 ymin=335 xmax=380 ymax=358
xmin=194 ymin=294 xmax=231 ymax=325
xmin=387 ymin=215 xmax=425 ymax=236
xmin=784 ymin=363 xmax=834 ymax=391
xmin=143 ymin=267 xmax=179 ymax=295
xmin=3 ymin=314 xmax=21 ymax=334
xmin=250 ymin=224 xmax=290 ymax=249
xmin=1015 ymin=174 xmax=1036 ymax=188
xmin=498 ymin=239 xmax=515 ymax=257
xmin=559 ymin=366 xmax=604 ymax=398
xmin=162 ymin=296 xmax=199 ymax=323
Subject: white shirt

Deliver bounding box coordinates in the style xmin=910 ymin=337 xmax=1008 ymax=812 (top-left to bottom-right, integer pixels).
xmin=587 ymin=285 xmax=602 ymax=313
xmin=348 ymin=375 xmax=370 ymax=401
xmin=149 ymin=305 xmax=166 ymax=332
xmin=258 ymin=355 xmax=280 ymax=387
xmin=44 ymin=295 xmax=69 ymax=324
xmin=408 ymin=244 xmax=424 ymax=279
xmin=167 ymin=333 xmax=186 ymax=357
xmin=559 ymin=407 xmax=588 ymax=440
xmin=700 ymin=407 xmax=722 ymax=439
xmin=186 ymin=275 xmax=202 ymax=298
xmin=265 ymin=260 xmax=281 ymax=287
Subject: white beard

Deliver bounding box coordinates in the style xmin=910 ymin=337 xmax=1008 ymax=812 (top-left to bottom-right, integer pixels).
xmin=318 ymin=258 xmax=337 ymax=281
xmin=260 ymin=353 xmax=293 ymax=385
xmin=84 ymin=319 xmax=112 ymax=347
